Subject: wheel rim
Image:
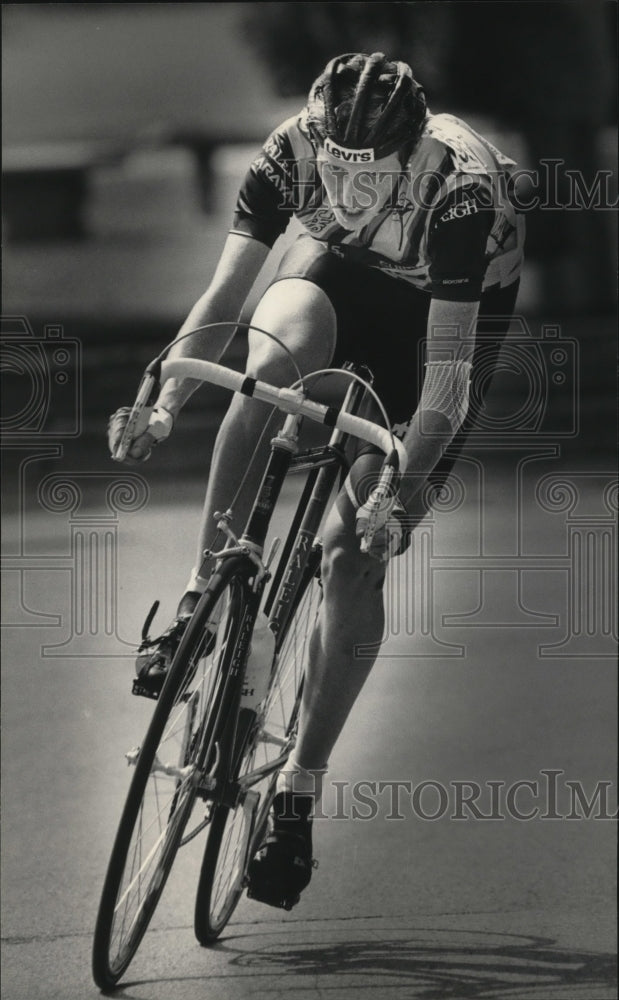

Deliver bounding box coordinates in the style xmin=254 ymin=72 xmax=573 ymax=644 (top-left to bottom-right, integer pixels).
xmin=104 ymin=584 xmax=239 ymax=975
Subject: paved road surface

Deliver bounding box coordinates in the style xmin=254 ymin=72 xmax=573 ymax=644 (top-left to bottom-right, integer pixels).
xmin=2 ymin=476 xmax=616 ymax=999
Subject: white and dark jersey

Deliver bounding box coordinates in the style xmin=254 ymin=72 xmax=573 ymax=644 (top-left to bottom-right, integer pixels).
xmin=231 ymin=110 xmax=524 ymax=301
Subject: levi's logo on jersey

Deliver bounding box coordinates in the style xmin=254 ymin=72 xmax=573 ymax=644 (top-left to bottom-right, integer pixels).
xmin=440 ymin=197 xmax=479 ymax=223
xmin=324 ymin=137 xmax=375 ymax=162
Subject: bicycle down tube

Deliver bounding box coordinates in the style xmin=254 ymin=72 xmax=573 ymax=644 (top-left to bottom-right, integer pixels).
xmin=264 ymin=372 xmax=369 ymax=634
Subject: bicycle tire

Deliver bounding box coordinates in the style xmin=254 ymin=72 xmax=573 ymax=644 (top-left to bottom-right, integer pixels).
xmin=92 ymin=557 xmax=251 ymax=989
xmin=194 ymin=545 xmax=323 ymax=943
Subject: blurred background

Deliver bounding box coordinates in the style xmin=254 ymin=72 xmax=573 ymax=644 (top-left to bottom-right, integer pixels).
xmin=2 ymin=11 xmax=617 ymax=995
xmin=1 ymin=1 xmax=617 ymax=484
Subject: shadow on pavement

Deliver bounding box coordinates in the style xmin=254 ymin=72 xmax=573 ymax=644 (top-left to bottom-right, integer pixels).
xmin=117 ymin=924 xmax=617 ymax=999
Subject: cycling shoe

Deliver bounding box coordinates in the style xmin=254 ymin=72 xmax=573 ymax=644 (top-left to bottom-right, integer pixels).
xmin=133 ymin=591 xmax=206 ymax=698
xmin=133 ymin=616 xmax=190 ymax=700
xmin=246 ymin=792 xmax=317 ymax=910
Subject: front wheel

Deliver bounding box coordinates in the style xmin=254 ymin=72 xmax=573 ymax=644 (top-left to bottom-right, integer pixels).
xmin=194 ymin=546 xmax=323 ymax=943
xmin=92 ymin=559 xmax=251 ymax=989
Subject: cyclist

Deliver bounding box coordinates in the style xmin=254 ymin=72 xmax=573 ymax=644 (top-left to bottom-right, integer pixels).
xmin=109 ymin=52 xmax=524 ymax=909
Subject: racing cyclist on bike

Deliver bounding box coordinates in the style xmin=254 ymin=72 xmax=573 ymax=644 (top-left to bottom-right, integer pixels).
xmin=109 ymin=52 xmax=524 ymax=909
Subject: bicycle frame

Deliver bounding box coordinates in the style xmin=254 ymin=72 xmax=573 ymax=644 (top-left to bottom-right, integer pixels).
xmin=94 ymin=357 xmax=411 ymax=984
xmin=189 ymin=369 xmax=371 ymax=808
xmin=116 ymin=354 xmax=406 ymax=806
xmin=206 ymin=372 xmax=366 ymax=606
xmin=125 ymin=356 xmax=406 ymax=805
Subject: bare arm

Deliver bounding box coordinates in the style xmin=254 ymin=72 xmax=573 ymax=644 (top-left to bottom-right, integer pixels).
xmin=399 ymin=297 xmax=479 ymax=507
xmin=156 ymin=233 xmax=270 ymax=418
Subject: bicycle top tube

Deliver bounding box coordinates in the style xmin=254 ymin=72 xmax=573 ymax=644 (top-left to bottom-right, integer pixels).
xmin=160 ymin=358 xmax=408 ymax=471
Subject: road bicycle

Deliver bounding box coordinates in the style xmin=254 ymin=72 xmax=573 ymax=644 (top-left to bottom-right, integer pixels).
xmin=92 ymin=325 xmax=406 ymax=990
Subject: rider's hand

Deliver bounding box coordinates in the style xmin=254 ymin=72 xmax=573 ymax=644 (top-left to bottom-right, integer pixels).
xmin=107 ymin=406 xmax=173 ymax=464
xmin=108 ymin=407 xmax=155 ymax=463
xmin=355 ymin=498 xmax=410 ymax=563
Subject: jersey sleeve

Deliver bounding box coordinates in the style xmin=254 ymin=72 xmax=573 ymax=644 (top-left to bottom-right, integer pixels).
xmin=427 ymin=183 xmax=495 ymax=301
xmin=230 ymin=124 xmax=297 ymax=248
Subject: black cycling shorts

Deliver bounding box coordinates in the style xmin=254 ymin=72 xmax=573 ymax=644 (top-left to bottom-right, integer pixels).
xmin=270 ymin=234 xmax=520 ymax=494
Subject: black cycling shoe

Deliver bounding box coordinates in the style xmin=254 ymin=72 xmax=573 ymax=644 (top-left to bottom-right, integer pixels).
xmin=132 ymin=591 xmax=202 ymax=700
xmin=246 ymin=792 xmax=317 ymax=910
xmin=133 ymin=617 xmax=189 ymax=699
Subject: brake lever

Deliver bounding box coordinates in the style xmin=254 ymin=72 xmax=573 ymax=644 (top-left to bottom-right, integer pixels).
xmin=113 ymin=361 xmax=161 ymax=462
xmin=358 ymin=449 xmax=401 ymax=554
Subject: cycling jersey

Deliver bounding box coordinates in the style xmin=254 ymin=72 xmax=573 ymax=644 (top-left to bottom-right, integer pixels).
xmin=231 ymin=110 xmax=525 ymax=301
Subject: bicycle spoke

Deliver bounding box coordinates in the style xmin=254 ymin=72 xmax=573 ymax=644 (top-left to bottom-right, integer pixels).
xmin=93 ymin=570 xmax=246 ymax=988
xmin=195 ymin=565 xmax=322 ymax=942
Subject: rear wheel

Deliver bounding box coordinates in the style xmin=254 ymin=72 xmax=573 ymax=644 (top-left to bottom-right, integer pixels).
xmin=92 ymin=559 xmax=251 ymax=989
xmin=194 ymin=547 xmax=323 ymax=943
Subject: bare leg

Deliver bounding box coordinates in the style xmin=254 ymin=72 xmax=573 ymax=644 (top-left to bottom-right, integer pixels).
xmin=192 ymin=279 xmax=336 ymax=570
xmin=191 ymin=282 xmax=398 ymax=780
xmin=294 ymin=481 xmax=388 ymax=770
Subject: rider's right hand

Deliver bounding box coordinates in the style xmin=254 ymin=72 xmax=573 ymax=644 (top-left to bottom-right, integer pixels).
xmin=355 ymin=494 xmax=409 ymax=562
xmin=107 ymin=406 xmax=157 ymax=464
